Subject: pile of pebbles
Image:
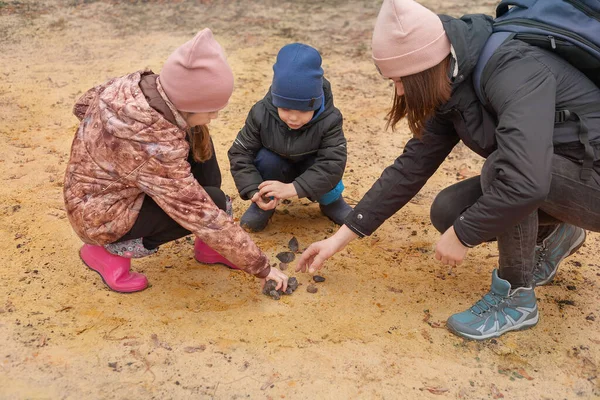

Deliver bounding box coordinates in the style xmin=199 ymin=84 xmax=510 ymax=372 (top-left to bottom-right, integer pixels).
xmin=263 ymin=277 xmax=299 ymax=300
xmin=262 ymin=236 xmax=327 ymax=299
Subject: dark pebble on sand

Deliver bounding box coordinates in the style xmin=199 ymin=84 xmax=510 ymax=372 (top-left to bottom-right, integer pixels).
xmin=276 ymin=252 xmax=295 ymax=263
xmin=288 ymin=237 xmax=299 ymax=252
xmin=262 ymin=280 xmax=278 ymax=295
xmin=279 ymin=262 xmax=288 ymax=271
xmin=284 ymin=287 xmax=293 ymax=295
xmin=313 ymin=275 xmax=325 ymax=283
xmin=288 ymin=277 xmax=299 ymax=291
xmin=269 ymin=290 xmax=281 ymax=300
xmin=567 ymin=285 xmax=577 ymax=291
xmin=307 ymin=284 xmax=318 ymax=294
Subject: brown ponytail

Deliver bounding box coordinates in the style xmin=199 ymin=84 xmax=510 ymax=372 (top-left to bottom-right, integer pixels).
xmin=188 ymin=125 xmax=213 ymax=162
xmin=385 ymin=55 xmax=452 ymax=138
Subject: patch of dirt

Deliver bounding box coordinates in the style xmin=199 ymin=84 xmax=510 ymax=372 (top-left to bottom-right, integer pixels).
xmin=1 ymin=1 xmax=599 ymax=398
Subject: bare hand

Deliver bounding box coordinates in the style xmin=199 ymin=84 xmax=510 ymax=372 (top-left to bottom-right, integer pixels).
xmin=296 ymin=232 xmax=351 ymax=274
xmin=261 ymin=267 xmax=288 ymax=292
xmin=434 ymin=226 xmax=468 ymax=266
xmin=251 ymin=192 xmax=279 ymax=211
xmin=258 ymin=181 xmax=297 ymax=200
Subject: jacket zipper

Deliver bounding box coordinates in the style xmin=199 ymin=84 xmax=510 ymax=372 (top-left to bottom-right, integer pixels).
xmin=564 ymin=0 xmax=600 ymax=21
xmin=495 ymin=18 xmax=600 ymax=54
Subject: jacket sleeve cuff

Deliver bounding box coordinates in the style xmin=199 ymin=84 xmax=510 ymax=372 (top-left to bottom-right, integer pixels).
xmin=343 ymin=210 xmax=371 ymax=238
xmin=246 ymin=189 xmax=259 ymax=201
xmin=453 ymin=218 xmax=477 ymax=248
xmin=254 ymin=264 xmax=271 ymax=279
xmin=292 ymin=181 xmax=308 ymax=199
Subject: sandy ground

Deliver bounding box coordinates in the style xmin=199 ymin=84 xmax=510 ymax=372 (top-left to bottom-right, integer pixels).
xmin=0 ymin=0 xmax=599 ymax=399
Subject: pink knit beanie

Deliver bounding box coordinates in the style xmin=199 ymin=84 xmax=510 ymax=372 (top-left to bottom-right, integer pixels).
xmin=372 ymin=0 xmax=451 ymax=78
xmin=160 ymin=29 xmax=234 ymax=113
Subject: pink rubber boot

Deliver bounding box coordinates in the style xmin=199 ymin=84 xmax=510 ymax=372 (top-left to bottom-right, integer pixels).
xmin=80 ymin=244 xmax=148 ymax=293
xmin=194 ymin=238 xmax=240 ymax=270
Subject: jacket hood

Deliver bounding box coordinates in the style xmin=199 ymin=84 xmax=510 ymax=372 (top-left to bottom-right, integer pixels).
xmin=439 ymin=14 xmax=494 ymax=86
xmin=263 ymin=78 xmax=336 ymax=130
xmin=97 ymin=71 xmax=184 ymax=143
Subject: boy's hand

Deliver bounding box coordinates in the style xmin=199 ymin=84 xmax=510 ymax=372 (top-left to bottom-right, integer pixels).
xmin=251 ymin=192 xmax=279 ymax=210
xmin=258 ymin=181 xmax=297 ymax=200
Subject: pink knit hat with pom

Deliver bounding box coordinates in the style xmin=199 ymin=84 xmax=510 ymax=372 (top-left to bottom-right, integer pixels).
xmin=372 ymin=0 xmax=451 ymax=78
xmin=160 ymin=28 xmax=234 ymax=113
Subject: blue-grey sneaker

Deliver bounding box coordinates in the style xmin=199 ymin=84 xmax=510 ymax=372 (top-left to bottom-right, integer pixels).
xmin=533 ymin=223 xmax=586 ymax=286
xmin=446 ymin=270 xmax=538 ymax=340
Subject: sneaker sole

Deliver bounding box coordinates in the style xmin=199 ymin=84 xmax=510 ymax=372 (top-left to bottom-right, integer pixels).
xmin=79 ymin=251 xmax=148 ymax=294
xmin=536 ymin=229 xmax=586 ymax=286
xmin=447 ymin=312 xmax=539 ymax=341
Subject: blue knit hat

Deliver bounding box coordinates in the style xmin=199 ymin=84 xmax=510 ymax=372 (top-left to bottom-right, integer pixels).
xmin=271 ymin=43 xmax=324 ymax=111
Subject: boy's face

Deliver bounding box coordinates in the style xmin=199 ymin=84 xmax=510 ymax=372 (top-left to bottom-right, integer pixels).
xmin=277 ymin=108 xmax=314 ymax=130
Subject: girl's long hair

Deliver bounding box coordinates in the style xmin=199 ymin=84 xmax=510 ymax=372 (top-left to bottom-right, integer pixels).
xmin=188 ymin=125 xmax=213 ymax=162
xmin=385 ymin=55 xmax=452 ymax=138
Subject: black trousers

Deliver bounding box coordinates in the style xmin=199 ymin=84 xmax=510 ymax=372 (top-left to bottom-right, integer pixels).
xmin=430 ymin=153 xmax=600 ymax=287
xmin=116 ymin=143 xmax=226 ymax=250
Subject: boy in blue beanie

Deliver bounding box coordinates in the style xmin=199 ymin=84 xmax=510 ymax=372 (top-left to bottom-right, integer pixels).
xmin=228 ymin=43 xmax=351 ymax=232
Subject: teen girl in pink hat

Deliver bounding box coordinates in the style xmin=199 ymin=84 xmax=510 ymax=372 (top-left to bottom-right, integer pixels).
xmin=64 ymin=29 xmax=288 ymax=293
xmin=297 ymin=0 xmax=600 ymax=340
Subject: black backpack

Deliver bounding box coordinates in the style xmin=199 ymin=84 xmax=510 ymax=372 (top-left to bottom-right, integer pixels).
xmin=473 ymin=0 xmax=600 ymax=179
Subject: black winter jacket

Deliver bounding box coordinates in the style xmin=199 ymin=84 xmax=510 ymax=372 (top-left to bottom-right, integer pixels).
xmin=344 ymin=14 xmax=600 ymax=246
xmin=228 ymin=79 xmax=346 ymax=201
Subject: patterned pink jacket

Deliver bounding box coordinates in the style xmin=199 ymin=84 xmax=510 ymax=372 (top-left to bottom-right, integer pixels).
xmin=64 ymin=71 xmax=270 ymax=278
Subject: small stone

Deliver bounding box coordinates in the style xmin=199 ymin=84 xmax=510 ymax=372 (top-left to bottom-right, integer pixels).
xmin=108 ymin=362 xmax=117 ymax=369
xmin=288 ymin=237 xmax=299 ymax=252
xmin=586 ymin=313 xmax=595 ymax=321
xmin=313 ymin=275 xmax=325 ymax=283
xmin=288 ymin=277 xmax=299 ymax=291
xmin=307 ymin=284 xmax=318 ymax=294
xmin=279 ymin=262 xmax=288 ymax=271
xmin=262 ymin=280 xmax=278 ymax=295
xmin=284 ymin=287 xmax=293 ymax=295
xmin=276 ymin=252 xmax=295 ymax=263
xmin=269 ymin=290 xmax=281 ymax=300
xmin=567 ymin=285 xmax=577 ymax=291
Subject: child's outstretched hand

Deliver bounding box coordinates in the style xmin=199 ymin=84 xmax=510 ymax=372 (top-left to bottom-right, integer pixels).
xmin=258 ymin=181 xmax=297 ymax=200
xmin=261 ymin=267 xmax=289 ymax=292
xmin=251 ymin=192 xmax=279 ymax=210
xmin=297 ymin=226 xmax=358 ymax=273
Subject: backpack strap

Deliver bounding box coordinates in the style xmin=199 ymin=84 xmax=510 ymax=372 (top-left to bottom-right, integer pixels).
xmin=473 ymin=31 xmax=514 ymax=106
xmin=557 ymin=104 xmax=598 ymax=181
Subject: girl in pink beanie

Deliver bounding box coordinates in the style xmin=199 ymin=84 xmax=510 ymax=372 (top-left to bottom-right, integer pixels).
xmin=298 ymin=0 xmax=600 ymax=341
xmin=64 ymin=29 xmax=288 ymax=294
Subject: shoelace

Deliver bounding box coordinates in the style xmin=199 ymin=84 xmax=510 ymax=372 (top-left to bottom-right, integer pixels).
xmin=535 ymin=245 xmax=548 ymax=269
xmin=470 ymin=292 xmax=504 ymax=316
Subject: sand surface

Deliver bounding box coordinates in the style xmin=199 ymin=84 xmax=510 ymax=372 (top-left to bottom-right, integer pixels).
xmin=0 ymin=1 xmax=599 ymax=398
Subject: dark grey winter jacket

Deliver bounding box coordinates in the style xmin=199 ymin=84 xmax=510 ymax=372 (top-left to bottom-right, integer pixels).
xmin=228 ymin=79 xmax=346 ymax=201
xmin=345 ymin=14 xmax=600 ymax=246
